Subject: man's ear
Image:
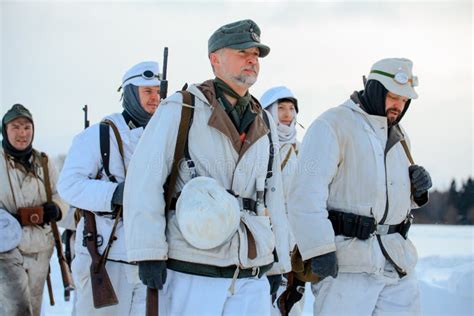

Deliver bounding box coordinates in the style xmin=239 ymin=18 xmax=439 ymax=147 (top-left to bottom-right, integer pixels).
xmin=209 ymin=52 xmax=220 ymax=67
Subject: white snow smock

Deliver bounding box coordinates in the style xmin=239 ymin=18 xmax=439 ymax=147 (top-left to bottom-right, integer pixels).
xmin=289 ymin=99 xmax=419 ymax=276
xmin=58 ymin=113 xmax=143 ymax=262
xmin=124 ymin=81 xmax=291 ymax=275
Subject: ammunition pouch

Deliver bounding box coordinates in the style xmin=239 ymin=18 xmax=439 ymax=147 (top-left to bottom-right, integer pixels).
xmin=290 ymin=246 xmax=320 ymax=283
xmin=17 ymin=206 xmax=44 ymax=226
xmin=328 ymin=210 xmax=413 ymax=240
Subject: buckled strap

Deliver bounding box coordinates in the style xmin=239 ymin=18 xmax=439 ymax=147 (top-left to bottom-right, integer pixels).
xmin=167 ymin=259 xmax=272 ymax=279
xmin=328 ymin=210 xmax=410 ymax=240
xmin=169 ymin=196 xmax=257 ymax=213
xmin=94 ymin=209 xmax=121 ymax=219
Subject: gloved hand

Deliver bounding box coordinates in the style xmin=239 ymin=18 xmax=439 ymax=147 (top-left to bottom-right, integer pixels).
xmin=111 ymin=182 xmax=125 ymax=207
xmin=409 ymin=165 xmax=432 ymax=206
xmin=277 ymin=273 xmax=306 ymax=315
xmin=43 ymin=202 xmax=62 ymax=224
xmin=311 ymin=252 xmax=338 ymax=281
xmin=409 ymin=165 xmax=432 ymax=197
xmin=138 ymin=260 xmax=167 ymax=290
xmin=267 ymin=274 xmax=283 ymax=296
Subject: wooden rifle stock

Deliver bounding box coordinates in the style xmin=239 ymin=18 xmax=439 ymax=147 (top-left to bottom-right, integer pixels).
xmin=46 ymin=266 xmax=55 ymax=306
xmin=50 ymin=220 xmax=75 ymax=294
xmin=82 ymin=210 xmax=118 ymax=308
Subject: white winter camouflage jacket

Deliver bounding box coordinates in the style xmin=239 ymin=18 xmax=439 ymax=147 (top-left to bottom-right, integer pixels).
xmin=289 ymin=99 xmax=421 ymax=276
xmin=124 ymin=81 xmax=291 ymax=275
xmin=58 ymin=113 xmax=143 ymax=261
xmin=0 ymin=148 xmax=66 ymax=254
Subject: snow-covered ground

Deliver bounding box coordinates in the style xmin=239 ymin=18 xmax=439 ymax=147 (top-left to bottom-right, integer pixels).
xmin=42 ymin=224 xmax=474 ymax=315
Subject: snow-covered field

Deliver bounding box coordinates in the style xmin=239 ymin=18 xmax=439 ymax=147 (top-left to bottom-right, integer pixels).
xmin=42 ymin=224 xmax=474 ymax=315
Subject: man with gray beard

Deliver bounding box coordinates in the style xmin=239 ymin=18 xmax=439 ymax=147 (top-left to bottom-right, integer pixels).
xmin=124 ymin=19 xmax=290 ymax=315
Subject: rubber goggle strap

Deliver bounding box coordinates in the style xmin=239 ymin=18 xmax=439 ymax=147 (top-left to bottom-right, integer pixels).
xmin=117 ymin=71 xmax=161 ymax=92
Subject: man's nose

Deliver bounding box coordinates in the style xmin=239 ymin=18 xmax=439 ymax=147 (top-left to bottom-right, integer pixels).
xmin=247 ymin=55 xmax=258 ymax=64
xmin=395 ymin=100 xmax=405 ymax=110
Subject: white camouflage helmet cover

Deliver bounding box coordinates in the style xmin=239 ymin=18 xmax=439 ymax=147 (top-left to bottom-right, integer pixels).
xmin=121 ymin=61 xmax=161 ymax=90
xmin=176 ymin=177 xmax=240 ymax=250
xmin=260 ymin=86 xmax=298 ymax=112
xmin=367 ymin=58 xmax=419 ymax=99
xmin=0 ymin=209 xmax=22 ymax=252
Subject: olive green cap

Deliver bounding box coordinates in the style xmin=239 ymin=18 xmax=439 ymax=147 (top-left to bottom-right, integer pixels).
xmin=2 ymin=104 xmax=33 ymax=125
xmin=208 ymin=19 xmax=270 ymax=57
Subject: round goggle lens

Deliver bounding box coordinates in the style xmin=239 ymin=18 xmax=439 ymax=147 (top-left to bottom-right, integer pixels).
xmin=142 ymin=70 xmax=155 ymax=79
xmin=394 ymin=72 xmax=409 ymax=85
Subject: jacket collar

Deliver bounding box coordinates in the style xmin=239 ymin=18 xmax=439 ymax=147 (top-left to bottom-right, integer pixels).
xmin=343 ymin=97 xmax=405 ymax=154
xmin=189 ymin=80 xmax=269 ymax=159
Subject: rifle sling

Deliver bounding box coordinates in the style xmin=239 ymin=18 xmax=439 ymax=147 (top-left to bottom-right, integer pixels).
xmin=400 ymin=139 xmax=414 ymax=165
xmin=95 ymin=119 xmax=126 ymax=266
xmin=40 ymin=153 xmax=53 ymax=202
xmin=280 ymin=145 xmax=294 ymax=171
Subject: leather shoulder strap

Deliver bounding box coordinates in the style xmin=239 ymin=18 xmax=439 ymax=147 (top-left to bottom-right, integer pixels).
xmin=100 ymin=119 xmax=126 ymax=182
xmin=165 ymin=91 xmax=195 ymax=211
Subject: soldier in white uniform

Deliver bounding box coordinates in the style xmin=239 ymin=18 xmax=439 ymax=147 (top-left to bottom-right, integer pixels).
xmin=58 ymin=61 xmax=161 ymax=315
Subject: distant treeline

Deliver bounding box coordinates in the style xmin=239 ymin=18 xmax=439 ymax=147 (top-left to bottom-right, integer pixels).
xmin=413 ymin=177 xmax=474 ymax=225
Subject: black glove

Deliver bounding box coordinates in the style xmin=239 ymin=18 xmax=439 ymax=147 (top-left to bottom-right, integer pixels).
xmin=111 ymin=182 xmax=125 ymax=207
xmin=409 ymin=165 xmax=432 ymax=205
xmin=138 ymin=260 xmax=167 ymax=290
xmin=43 ymin=202 xmax=62 ymax=224
xmin=277 ymin=274 xmax=305 ymax=315
xmin=267 ymin=274 xmax=283 ymax=296
xmin=311 ymin=252 xmax=338 ymax=281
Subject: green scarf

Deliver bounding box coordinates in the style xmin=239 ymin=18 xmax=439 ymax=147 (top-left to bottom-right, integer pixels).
xmin=214 ymin=78 xmax=251 ymax=117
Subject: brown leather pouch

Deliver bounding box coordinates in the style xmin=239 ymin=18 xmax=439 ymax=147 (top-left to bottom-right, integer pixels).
xmin=17 ymin=206 xmax=44 ymax=226
xmin=291 ymin=246 xmax=320 ymax=283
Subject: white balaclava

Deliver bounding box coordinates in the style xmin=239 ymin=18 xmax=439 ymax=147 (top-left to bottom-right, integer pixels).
xmin=268 ymin=101 xmax=297 ymax=145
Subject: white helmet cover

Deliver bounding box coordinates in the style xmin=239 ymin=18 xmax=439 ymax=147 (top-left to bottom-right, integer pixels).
xmin=0 ymin=209 xmax=22 ymax=252
xmin=176 ymin=177 xmax=240 ymax=250
xmin=260 ymin=86 xmax=298 ymax=112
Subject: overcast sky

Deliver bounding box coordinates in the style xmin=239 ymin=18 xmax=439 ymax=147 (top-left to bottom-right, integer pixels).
xmin=1 ymin=0 xmax=472 ymax=190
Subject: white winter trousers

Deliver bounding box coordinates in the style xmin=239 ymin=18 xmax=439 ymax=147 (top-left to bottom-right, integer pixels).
xmin=0 ymin=247 xmax=53 ymax=316
xmin=71 ymin=252 xmax=146 ymax=316
xmin=158 ymin=269 xmax=271 ymax=316
xmin=311 ymin=271 xmax=420 ymax=316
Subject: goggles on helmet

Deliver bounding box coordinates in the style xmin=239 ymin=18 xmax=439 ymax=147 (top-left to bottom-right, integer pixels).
xmin=370 ymin=69 xmax=418 ymax=87
xmin=117 ymin=70 xmax=161 ymax=92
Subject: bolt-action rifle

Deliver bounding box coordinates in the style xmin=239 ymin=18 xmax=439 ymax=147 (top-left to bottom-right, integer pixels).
xmin=146 ymin=47 xmax=168 ymax=316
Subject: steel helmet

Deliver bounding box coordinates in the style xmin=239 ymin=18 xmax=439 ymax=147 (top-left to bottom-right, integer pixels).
xmin=260 ymin=86 xmax=298 ymax=112
xmin=0 ymin=209 xmax=22 ymax=252
xmin=176 ymin=177 xmax=241 ymax=250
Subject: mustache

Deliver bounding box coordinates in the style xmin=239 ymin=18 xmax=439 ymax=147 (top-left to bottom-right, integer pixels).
xmin=241 ymin=65 xmax=257 ymax=72
xmin=386 ymin=108 xmax=401 ymax=115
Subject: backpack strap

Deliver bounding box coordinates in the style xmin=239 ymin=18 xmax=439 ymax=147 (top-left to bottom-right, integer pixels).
xmin=99 ymin=119 xmax=126 ymax=183
xmin=165 ymin=91 xmax=195 ymax=212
